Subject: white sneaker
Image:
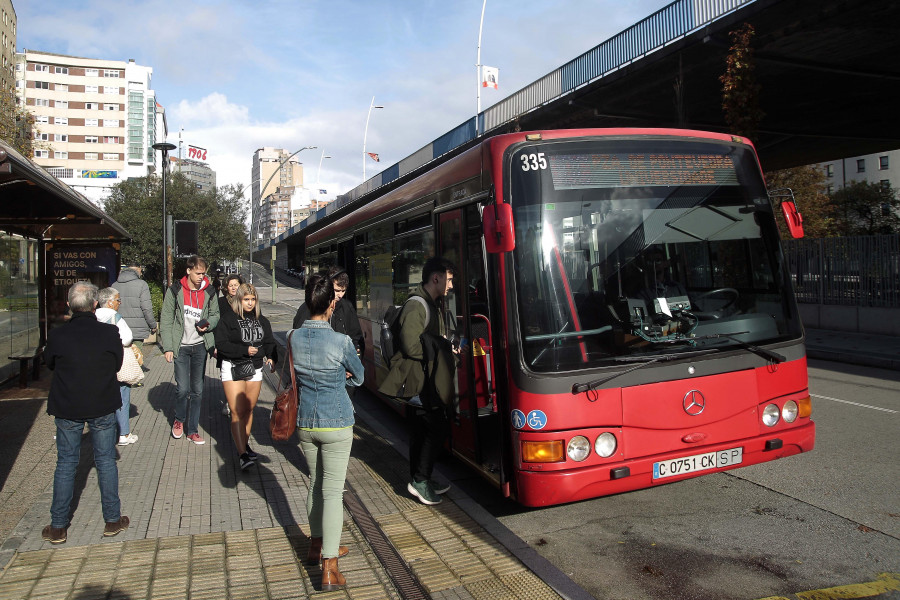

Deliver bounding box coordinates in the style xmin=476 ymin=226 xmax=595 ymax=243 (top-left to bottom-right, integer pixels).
xmin=117 ymin=433 xmax=138 ymax=446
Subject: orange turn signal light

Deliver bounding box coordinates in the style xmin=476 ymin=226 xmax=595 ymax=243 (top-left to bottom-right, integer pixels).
xmin=797 ymin=396 xmax=812 ymax=418
xmin=521 ymin=440 xmax=565 ymax=463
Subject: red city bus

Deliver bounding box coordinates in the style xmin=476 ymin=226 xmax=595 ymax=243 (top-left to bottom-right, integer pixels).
xmin=305 ymin=128 xmax=814 ymax=507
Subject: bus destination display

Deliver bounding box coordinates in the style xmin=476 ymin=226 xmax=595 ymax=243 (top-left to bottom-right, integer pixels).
xmin=547 ymin=152 xmax=739 ymax=189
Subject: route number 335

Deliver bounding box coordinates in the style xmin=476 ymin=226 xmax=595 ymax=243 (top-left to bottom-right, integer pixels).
xmin=520 ymin=152 xmax=548 ymax=171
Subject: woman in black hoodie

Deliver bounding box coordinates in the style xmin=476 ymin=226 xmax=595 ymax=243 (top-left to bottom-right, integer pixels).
xmin=214 ymin=283 xmax=276 ymax=469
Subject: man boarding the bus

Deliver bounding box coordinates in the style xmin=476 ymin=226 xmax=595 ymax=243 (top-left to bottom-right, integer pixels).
xmin=379 ymin=256 xmax=457 ymax=505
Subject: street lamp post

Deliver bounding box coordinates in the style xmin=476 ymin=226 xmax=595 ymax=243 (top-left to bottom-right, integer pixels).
xmin=363 ymin=97 xmax=383 ymax=180
xmin=249 ymin=146 xmax=316 ymax=283
xmin=315 ymin=150 xmax=331 ymax=211
xmin=152 ymin=141 xmax=177 ymax=289
xmin=476 ymin=0 xmax=488 ymax=125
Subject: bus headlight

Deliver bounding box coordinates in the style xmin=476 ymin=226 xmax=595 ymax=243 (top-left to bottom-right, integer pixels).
xmin=782 ymin=400 xmax=799 ymax=423
xmin=595 ymin=432 xmax=617 ymax=458
xmin=762 ymin=404 xmax=780 ymax=427
xmin=567 ymin=436 xmax=591 ymax=462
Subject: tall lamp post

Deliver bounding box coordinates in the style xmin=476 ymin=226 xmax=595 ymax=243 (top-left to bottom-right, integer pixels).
xmin=476 ymin=0 xmax=488 ymax=124
xmin=362 ymin=97 xmax=383 ymax=180
xmin=315 ymin=149 xmax=331 ymax=211
xmin=250 ymin=146 xmax=316 ymax=284
xmin=152 ymin=141 xmax=177 ymax=289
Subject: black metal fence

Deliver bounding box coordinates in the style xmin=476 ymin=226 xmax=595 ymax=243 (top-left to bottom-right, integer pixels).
xmin=783 ymin=235 xmax=900 ymax=307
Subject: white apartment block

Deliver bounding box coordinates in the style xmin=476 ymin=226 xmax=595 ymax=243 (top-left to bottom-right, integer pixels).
xmin=818 ymin=150 xmax=900 ymax=195
xmin=15 ymin=50 xmax=165 ymax=205
xmin=174 ymin=156 xmax=216 ymax=193
xmin=251 ymin=147 xmax=304 ymax=244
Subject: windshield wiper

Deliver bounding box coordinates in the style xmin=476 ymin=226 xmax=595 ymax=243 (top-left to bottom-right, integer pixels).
xmin=662 ymin=331 xmax=787 ymax=363
xmin=571 ymin=349 xmax=717 ymax=394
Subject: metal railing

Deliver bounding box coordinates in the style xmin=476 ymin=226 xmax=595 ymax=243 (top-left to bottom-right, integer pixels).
xmin=783 ymin=235 xmax=900 ymax=308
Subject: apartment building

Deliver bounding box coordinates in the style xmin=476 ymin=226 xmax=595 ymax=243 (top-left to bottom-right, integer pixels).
xmin=173 ymin=156 xmax=216 ymax=193
xmin=0 ymin=0 xmax=15 ymax=93
xmin=251 ymin=147 xmax=304 ymax=243
xmin=819 ymin=149 xmax=900 ymax=194
xmin=15 ymin=50 xmax=164 ymax=205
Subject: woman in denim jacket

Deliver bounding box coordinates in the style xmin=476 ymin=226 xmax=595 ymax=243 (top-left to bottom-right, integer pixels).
xmin=291 ymin=273 xmax=364 ymax=591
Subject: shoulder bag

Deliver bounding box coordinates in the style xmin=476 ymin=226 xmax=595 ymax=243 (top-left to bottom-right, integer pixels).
xmin=230 ymin=357 xmax=257 ymax=381
xmin=270 ymin=330 xmax=298 ymax=441
xmin=105 ymin=313 xmax=144 ymax=385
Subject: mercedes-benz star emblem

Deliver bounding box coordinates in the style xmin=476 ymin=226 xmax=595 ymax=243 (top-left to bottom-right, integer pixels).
xmin=683 ymin=390 xmax=706 ymax=416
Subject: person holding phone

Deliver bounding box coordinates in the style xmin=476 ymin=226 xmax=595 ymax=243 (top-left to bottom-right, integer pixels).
xmin=160 ymin=255 xmax=220 ymax=444
xmin=214 ymin=283 xmax=275 ymax=470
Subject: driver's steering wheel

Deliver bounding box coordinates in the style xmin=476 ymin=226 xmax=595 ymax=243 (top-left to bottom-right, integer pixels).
xmin=695 ymin=287 xmax=739 ymax=311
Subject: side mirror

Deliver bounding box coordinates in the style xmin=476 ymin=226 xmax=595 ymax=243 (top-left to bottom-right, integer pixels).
xmin=483 ymin=203 xmax=515 ymax=253
xmin=780 ymin=201 xmax=804 ymax=239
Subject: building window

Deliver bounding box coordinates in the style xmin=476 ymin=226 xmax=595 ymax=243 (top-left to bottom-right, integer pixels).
xmin=55 ymin=134 xmax=68 ymax=142
xmin=34 ymin=132 xmax=50 ymax=141
xmin=54 ymin=151 xmax=68 ymax=159
xmin=825 ymin=164 xmax=834 ymax=177
xmin=104 ymin=70 xmax=120 ymax=78
xmin=34 ymin=98 xmax=50 ymax=107
xmin=55 ymin=100 xmax=68 ymax=109
xmin=827 ymin=184 xmax=834 ymax=195
xmin=103 ymin=153 xmax=118 ymax=161
xmin=85 ymin=85 xmax=99 ymax=93
xmin=104 ymin=104 xmax=117 ymax=111
xmin=56 ymin=83 xmax=68 ymax=92
xmin=35 ymin=115 xmax=50 ymax=124
xmin=857 ymin=159 xmax=866 ymax=173
xmin=34 ymin=150 xmax=49 ymax=158
xmin=35 ymin=81 xmax=50 ymax=89
xmin=85 ymin=102 xmax=98 ymax=110
xmin=35 ymin=64 xmax=49 ymax=72
xmin=103 ymin=86 xmax=118 ymax=94
xmin=881 ymin=180 xmax=891 ymax=190
xmin=85 ymin=136 xmax=99 ymax=143
xmin=54 ymin=117 xmax=68 ymax=125
xmin=880 ymin=156 xmax=889 ymax=170
xmin=104 ymin=136 xmax=119 ymax=144
xmin=84 ymin=152 xmax=98 ymax=160
xmin=86 ymin=68 xmax=99 ymax=77
xmin=103 ymin=119 xmax=118 ymax=128
xmin=55 ymin=66 xmax=68 ymax=75
xmin=86 ymin=119 xmax=99 ymax=127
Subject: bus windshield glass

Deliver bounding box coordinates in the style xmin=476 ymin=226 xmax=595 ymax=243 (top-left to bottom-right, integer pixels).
xmin=508 ymin=137 xmax=800 ymax=373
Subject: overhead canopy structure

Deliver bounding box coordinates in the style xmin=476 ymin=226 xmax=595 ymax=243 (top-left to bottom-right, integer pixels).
xmin=0 ymin=140 xmax=130 ymax=241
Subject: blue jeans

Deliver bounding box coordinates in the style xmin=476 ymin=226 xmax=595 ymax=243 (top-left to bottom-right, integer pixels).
xmin=298 ymin=427 xmax=353 ymax=559
xmin=116 ymin=383 xmax=131 ymax=436
xmin=173 ymin=343 xmax=207 ymax=436
xmin=51 ymin=413 xmax=120 ymax=528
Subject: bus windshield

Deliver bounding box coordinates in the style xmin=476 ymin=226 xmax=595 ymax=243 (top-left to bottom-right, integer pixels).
xmin=508 ymin=137 xmax=801 ymax=373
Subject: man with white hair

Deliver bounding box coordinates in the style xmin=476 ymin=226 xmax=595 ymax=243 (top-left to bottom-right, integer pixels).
xmin=42 ymin=281 xmax=130 ymax=544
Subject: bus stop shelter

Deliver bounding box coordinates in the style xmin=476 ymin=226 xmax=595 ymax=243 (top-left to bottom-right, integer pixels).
xmin=0 ymin=140 xmax=130 ymax=385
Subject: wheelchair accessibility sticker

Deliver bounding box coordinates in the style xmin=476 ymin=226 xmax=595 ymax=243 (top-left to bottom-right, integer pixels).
xmin=511 ymin=409 xmax=548 ymax=430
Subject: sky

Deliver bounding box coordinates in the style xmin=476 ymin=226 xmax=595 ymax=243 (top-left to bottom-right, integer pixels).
xmin=17 ymin=0 xmax=673 ymax=200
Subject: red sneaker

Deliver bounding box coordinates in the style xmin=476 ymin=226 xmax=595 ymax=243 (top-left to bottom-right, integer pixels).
xmin=171 ymin=420 xmax=183 ymax=439
xmin=187 ymin=433 xmax=205 ymax=445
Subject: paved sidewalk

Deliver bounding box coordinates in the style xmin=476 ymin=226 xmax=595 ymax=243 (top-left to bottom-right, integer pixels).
xmin=0 ymin=342 xmax=569 ymax=599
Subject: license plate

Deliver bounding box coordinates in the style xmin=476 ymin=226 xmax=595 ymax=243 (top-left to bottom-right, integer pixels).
xmin=653 ymin=447 xmax=743 ymax=479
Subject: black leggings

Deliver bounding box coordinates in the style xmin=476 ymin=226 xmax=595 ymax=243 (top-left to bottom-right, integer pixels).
xmin=407 ymin=405 xmax=450 ymax=482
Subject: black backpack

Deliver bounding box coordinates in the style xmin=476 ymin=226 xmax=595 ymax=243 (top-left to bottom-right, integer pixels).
xmin=380 ymin=296 xmax=429 ymax=368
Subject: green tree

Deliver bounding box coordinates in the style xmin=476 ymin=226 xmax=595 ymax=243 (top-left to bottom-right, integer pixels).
xmin=829 ymin=181 xmax=900 ymax=236
xmin=720 ymin=23 xmax=764 ymax=142
xmin=765 ymin=165 xmax=835 ymax=238
xmin=103 ymin=172 xmax=248 ymax=284
xmin=0 ymin=89 xmax=38 ymax=158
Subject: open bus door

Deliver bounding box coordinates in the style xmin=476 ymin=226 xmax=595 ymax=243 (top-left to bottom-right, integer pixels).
xmin=438 ymin=206 xmax=502 ymax=484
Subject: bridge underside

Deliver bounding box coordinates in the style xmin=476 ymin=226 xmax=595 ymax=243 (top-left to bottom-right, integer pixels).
xmin=515 ymin=0 xmax=900 ymax=172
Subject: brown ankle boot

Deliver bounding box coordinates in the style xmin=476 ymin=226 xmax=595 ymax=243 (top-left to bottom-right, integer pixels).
xmin=306 ymin=537 xmax=349 ymax=565
xmin=321 ymin=557 xmax=346 ymax=591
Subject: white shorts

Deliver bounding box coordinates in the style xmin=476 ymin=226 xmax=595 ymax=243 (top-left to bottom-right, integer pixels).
xmin=221 ymin=359 xmax=263 ymax=382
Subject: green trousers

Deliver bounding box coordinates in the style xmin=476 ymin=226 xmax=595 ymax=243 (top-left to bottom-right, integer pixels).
xmin=298 ymin=427 xmax=353 ymax=559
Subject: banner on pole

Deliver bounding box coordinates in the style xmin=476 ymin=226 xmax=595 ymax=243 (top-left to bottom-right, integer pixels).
xmin=482 ymin=66 xmax=499 ymax=89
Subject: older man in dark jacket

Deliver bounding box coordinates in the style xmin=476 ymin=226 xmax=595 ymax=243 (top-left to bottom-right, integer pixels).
xmin=42 ymin=281 xmax=130 ymax=545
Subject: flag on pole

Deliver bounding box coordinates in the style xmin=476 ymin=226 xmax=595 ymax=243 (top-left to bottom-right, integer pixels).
xmin=482 ymin=66 xmax=499 ymax=89
xmin=367 ymin=152 xmax=380 ymax=162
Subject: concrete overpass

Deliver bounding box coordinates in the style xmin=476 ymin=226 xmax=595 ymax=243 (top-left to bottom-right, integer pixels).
xmin=260 ymin=0 xmax=899 ymax=261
